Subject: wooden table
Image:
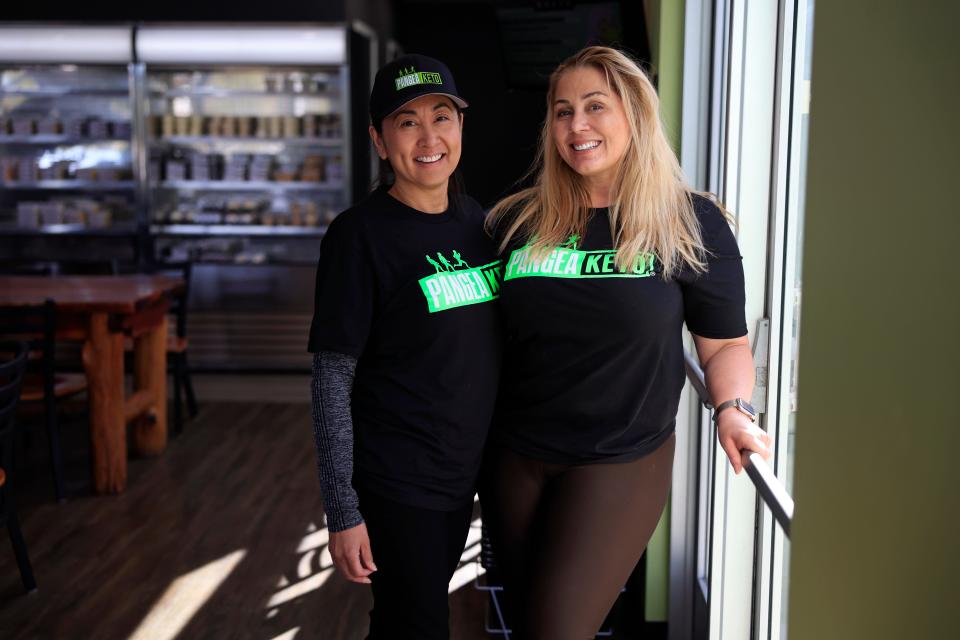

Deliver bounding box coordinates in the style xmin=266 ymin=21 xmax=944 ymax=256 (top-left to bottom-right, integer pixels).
xmin=0 ymin=275 xmax=184 ymax=494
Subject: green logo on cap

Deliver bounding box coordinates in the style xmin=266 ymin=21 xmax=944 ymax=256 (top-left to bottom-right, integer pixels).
xmin=395 ymin=66 xmax=444 ymax=91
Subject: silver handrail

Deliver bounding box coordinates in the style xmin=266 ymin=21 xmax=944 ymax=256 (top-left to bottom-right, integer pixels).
xmin=684 ymin=349 xmax=794 ymax=537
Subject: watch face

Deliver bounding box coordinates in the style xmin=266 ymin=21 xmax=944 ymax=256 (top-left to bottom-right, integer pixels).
xmin=736 ymin=398 xmax=757 ymax=417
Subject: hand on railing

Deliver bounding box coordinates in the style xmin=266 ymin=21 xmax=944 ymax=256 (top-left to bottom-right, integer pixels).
xmin=716 ymin=409 xmax=772 ymax=475
xmin=683 ymin=348 xmax=793 ymax=536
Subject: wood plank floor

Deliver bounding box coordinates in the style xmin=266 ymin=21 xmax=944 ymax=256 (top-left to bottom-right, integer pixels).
xmin=0 ymin=402 xmax=490 ymax=640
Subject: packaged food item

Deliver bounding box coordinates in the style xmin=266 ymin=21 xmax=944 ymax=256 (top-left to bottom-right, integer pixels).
xmin=282 ymin=116 xmax=299 ymax=138
xmin=40 ymin=160 xmax=70 ymax=180
xmin=237 ymin=116 xmax=252 ymax=138
xmin=255 ymin=116 xmax=269 ymax=138
xmin=17 ymin=158 xmax=39 ymax=182
xmin=190 ymin=152 xmax=211 ymax=181
xmin=222 ymin=117 xmax=237 ymax=137
xmin=300 ymin=155 xmax=324 ymax=182
xmin=64 ymin=117 xmax=85 ymax=138
xmin=11 ymin=118 xmax=34 ymax=136
xmin=224 ymin=154 xmax=250 ymax=182
xmin=303 ymin=201 xmax=320 ymax=227
xmin=325 ymin=156 xmax=343 ymax=183
xmin=267 ymin=116 xmax=282 ymax=139
xmin=87 ymin=207 xmax=112 ymax=228
xmin=39 ymin=202 xmax=65 ymax=225
xmin=76 ymin=167 xmax=99 ymax=181
xmin=16 ymin=202 xmax=41 ymax=227
xmin=273 ymin=164 xmax=297 ymax=182
xmin=248 ymin=155 xmax=272 ymax=182
xmin=63 ymin=206 xmax=86 ymax=225
xmin=0 ymin=157 xmax=18 ymax=181
xmin=35 ymin=118 xmax=62 ymax=135
xmin=87 ymin=118 xmax=107 ymax=138
xmin=165 ymin=159 xmax=187 ymax=181
xmin=302 ymin=114 xmax=317 ymax=138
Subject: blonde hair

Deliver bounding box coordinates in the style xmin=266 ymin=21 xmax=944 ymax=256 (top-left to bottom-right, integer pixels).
xmin=486 ymin=46 xmax=707 ymax=277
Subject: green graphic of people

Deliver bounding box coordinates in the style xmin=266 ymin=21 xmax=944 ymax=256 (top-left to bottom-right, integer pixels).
xmin=563 ymin=234 xmax=580 ymax=250
xmin=425 ymin=254 xmax=443 ymax=273
xmin=437 ymin=252 xmax=455 ymax=272
xmin=452 ymin=250 xmax=470 ymax=269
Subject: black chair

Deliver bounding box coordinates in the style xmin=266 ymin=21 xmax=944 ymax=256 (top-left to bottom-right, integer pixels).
xmin=149 ymin=261 xmax=198 ymax=434
xmin=0 ymin=301 xmax=87 ymax=502
xmin=121 ymin=261 xmax=197 ymax=434
xmin=164 ymin=261 xmax=198 ymax=433
xmin=0 ymin=341 xmax=38 ymax=592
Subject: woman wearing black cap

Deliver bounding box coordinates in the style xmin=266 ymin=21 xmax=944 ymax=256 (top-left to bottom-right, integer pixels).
xmin=307 ymin=54 xmax=501 ymax=639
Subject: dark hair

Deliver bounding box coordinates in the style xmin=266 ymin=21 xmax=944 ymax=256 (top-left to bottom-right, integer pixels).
xmin=369 ymin=106 xmax=465 ymax=197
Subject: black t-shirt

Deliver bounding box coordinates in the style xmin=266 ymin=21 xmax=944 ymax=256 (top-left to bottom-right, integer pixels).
xmin=492 ymin=194 xmax=746 ymax=463
xmin=308 ymin=187 xmax=502 ymax=510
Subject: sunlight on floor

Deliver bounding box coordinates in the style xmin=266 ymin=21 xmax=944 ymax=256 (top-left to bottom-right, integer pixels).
xmin=266 ymin=522 xmax=334 ymax=610
xmin=449 ymin=515 xmax=486 ymax=594
xmin=127 ymin=549 xmax=247 ymax=640
xmin=265 ymin=505 xmax=487 ymax=610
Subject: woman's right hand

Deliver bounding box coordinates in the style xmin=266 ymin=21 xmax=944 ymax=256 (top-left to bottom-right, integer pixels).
xmin=329 ymin=522 xmax=378 ymax=584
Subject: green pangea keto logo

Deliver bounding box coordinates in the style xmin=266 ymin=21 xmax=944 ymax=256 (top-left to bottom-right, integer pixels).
xmin=395 ymin=66 xmax=444 ymax=91
xmin=504 ymin=235 xmax=657 ymax=281
xmin=419 ymin=250 xmax=503 ymax=313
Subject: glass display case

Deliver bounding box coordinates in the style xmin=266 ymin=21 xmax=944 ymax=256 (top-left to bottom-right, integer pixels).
xmin=144 ymin=66 xmax=347 ymax=265
xmin=0 ymin=24 xmax=353 ymax=370
xmin=0 ymin=30 xmax=138 ymax=236
xmin=137 ymin=25 xmax=350 ymax=267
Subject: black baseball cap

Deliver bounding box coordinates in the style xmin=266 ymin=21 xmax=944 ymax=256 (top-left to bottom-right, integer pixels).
xmin=369 ymin=54 xmax=468 ymax=126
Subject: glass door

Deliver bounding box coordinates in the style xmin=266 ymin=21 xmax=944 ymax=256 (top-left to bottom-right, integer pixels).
xmin=678 ymin=1 xmax=813 ymax=638
xmin=753 ymin=1 xmax=814 ymax=638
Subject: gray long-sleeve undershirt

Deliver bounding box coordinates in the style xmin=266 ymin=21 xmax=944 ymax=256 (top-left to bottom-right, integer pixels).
xmin=310 ymin=351 xmax=363 ymax=532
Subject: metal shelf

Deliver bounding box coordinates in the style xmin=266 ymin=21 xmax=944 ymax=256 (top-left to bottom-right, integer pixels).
xmin=1 ymin=180 xmax=135 ymax=190
xmin=0 ymin=223 xmax=138 ymax=236
xmin=160 ymin=258 xmax=318 ymax=267
xmin=0 ymin=88 xmax=130 ymax=97
xmin=155 ymin=180 xmax=343 ymax=192
xmin=0 ymin=135 xmax=130 ymax=145
xmin=152 ymin=224 xmax=327 ymax=237
xmin=150 ymin=89 xmax=340 ymax=99
xmin=155 ymin=136 xmax=343 ymax=147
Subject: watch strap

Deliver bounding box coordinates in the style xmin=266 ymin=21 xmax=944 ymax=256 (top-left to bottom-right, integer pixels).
xmin=713 ymin=398 xmax=756 ymax=422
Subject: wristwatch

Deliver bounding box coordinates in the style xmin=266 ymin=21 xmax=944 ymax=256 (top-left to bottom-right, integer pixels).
xmin=713 ymin=398 xmax=757 ymax=423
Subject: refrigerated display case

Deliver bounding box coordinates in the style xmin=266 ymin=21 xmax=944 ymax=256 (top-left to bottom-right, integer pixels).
xmin=136 ymin=26 xmax=352 ymax=370
xmin=0 ymin=24 xmax=358 ymax=370
xmin=137 ymin=26 xmax=350 ymax=268
xmin=0 ymin=27 xmax=139 ymax=243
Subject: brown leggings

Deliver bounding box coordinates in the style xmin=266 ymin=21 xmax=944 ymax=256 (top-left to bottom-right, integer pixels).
xmin=479 ymin=433 xmax=675 ymax=640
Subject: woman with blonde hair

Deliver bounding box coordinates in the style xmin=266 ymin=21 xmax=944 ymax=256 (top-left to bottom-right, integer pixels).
xmin=480 ymin=46 xmax=772 ymax=638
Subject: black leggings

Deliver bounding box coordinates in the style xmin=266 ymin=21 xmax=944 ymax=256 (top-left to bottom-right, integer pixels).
xmin=358 ymin=487 xmax=474 ymax=640
xmin=479 ymin=433 xmax=675 ymax=640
